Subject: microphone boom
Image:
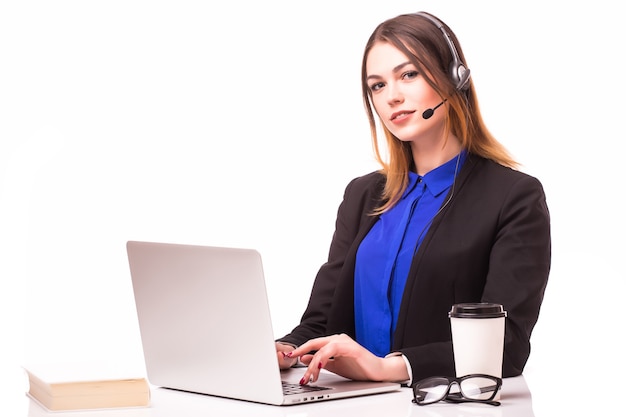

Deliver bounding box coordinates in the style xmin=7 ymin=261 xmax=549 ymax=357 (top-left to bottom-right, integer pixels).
xmin=422 ymin=99 xmax=447 ymax=119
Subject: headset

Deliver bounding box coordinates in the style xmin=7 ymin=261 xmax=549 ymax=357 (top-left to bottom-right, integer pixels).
xmin=415 ymin=12 xmax=471 ymax=92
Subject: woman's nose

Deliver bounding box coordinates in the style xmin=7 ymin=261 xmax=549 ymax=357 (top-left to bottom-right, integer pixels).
xmin=386 ymin=83 xmax=403 ymax=105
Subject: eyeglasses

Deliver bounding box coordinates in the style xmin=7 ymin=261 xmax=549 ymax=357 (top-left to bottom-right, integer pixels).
xmin=412 ymin=374 xmax=502 ymax=406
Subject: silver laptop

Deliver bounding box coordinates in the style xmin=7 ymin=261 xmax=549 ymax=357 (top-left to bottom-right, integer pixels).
xmin=126 ymin=241 xmax=401 ymax=406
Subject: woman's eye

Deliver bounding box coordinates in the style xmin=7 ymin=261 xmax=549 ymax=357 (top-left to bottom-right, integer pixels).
xmin=369 ymin=82 xmax=385 ymax=92
xmin=402 ymin=70 xmax=419 ymax=80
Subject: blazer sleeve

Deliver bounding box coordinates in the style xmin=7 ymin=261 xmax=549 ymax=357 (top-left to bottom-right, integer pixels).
xmin=483 ymin=174 xmax=551 ymax=376
xmin=277 ymin=172 xmax=383 ymax=347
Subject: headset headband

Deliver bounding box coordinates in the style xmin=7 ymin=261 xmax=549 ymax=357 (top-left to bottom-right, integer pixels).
xmin=415 ymin=12 xmax=471 ymax=91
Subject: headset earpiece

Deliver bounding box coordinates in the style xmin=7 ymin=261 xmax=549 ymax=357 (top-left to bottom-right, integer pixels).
xmin=454 ymin=64 xmax=471 ymax=91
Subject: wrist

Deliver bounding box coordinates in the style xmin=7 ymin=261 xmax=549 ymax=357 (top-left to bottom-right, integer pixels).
xmin=382 ymin=353 xmax=410 ymax=383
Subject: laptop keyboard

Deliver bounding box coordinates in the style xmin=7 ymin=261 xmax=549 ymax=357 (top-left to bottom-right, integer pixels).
xmin=282 ymin=381 xmax=332 ymax=395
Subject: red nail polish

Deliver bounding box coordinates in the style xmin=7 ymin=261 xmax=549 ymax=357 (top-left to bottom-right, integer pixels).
xmin=299 ymin=377 xmax=306 ymax=385
xmin=318 ymin=362 xmax=323 ymax=369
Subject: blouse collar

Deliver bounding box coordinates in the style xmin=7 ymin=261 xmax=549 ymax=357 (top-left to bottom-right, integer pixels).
xmin=403 ymin=150 xmax=468 ymax=199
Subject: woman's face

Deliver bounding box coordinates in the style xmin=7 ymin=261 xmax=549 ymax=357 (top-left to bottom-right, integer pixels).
xmin=365 ymin=41 xmax=445 ymax=143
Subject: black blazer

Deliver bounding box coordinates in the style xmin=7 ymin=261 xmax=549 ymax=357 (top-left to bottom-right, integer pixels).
xmin=279 ymin=154 xmax=551 ymax=382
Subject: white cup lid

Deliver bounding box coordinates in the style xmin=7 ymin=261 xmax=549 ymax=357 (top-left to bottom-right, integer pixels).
xmin=449 ymin=303 xmax=507 ymax=318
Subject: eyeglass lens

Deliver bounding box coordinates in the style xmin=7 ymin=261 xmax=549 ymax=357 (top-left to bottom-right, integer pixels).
xmin=414 ymin=375 xmax=499 ymax=404
xmin=458 ymin=375 xmax=498 ymax=400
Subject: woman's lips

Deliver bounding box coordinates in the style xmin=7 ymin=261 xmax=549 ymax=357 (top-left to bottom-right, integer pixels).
xmin=390 ymin=110 xmax=415 ymax=123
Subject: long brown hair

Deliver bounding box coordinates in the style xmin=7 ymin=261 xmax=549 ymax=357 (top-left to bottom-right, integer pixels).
xmin=361 ymin=12 xmax=517 ymax=214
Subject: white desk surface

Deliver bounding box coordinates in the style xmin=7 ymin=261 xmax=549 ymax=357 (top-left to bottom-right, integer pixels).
xmin=17 ymin=371 xmax=534 ymax=417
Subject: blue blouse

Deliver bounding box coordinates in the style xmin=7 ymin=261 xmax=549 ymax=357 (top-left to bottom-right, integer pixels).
xmin=354 ymin=151 xmax=467 ymax=357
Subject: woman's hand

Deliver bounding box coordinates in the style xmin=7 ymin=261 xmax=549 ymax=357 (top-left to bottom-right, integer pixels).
xmin=283 ymin=334 xmax=409 ymax=385
xmin=276 ymin=342 xmax=298 ymax=369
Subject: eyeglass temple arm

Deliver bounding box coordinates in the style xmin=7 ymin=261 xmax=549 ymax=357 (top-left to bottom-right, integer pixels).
xmin=445 ymin=392 xmax=501 ymax=407
xmin=479 ymin=383 xmax=501 ymax=393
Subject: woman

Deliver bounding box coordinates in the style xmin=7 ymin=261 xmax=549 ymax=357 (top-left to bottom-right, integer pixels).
xmin=276 ymin=11 xmax=550 ymax=386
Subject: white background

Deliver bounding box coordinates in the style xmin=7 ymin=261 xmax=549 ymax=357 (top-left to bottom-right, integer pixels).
xmin=1 ymin=1 xmax=624 ymax=415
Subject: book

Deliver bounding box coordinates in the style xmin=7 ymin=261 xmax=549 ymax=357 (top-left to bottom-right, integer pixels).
xmin=24 ymin=361 xmax=150 ymax=412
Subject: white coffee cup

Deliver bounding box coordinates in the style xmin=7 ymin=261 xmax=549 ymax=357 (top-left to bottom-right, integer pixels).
xmin=449 ymin=303 xmax=507 ymax=400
